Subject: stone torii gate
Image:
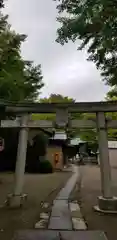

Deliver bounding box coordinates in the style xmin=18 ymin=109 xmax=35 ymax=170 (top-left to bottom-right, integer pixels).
xmin=1 ymin=101 xmax=117 ymax=213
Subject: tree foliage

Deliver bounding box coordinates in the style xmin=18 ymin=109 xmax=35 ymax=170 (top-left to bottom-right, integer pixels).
xmin=33 ymin=92 xmax=117 ymax=141
xmin=106 ymin=88 xmax=117 ymax=100
xmin=40 ymin=94 xmax=75 ymax=103
xmin=32 ymin=94 xmax=82 ymax=121
xmin=81 ymin=109 xmax=117 ymax=141
xmin=105 ymin=91 xmax=117 ymax=140
xmin=0 ymin=1 xmax=44 ymax=101
xmin=32 ymin=94 xmax=98 ymax=141
xmin=54 ymin=0 xmax=117 ymax=86
xmin=79 ymin=113 xmax=97 ymax=142
xmin=32 ymin=94 xmax=84 ymax=139
xmin=33 ymin=131 xmax=49 ymax=157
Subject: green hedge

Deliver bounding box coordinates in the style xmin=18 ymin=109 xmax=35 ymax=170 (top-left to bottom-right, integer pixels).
xmin=39 ymin=160 xmax=53 ymax=174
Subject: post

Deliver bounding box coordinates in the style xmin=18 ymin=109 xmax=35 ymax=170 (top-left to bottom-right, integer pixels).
xmin=97 ymin=112 xmax=112 ymax=198
xmin=6 ymin=114 xmax=29 ymax=208
xmin=94 ymin=112 xmax=117 ymax=213
xmin=56 ymin=108 xmax=69 ymax=128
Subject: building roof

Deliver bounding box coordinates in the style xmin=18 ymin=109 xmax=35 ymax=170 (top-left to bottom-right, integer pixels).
xmin=69 ymin=137 xmax=85 ymax=146
xmin=52 ymin=131 xmax=67 ymax=140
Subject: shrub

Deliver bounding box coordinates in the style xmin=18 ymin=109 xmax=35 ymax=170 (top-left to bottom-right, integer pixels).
xmin=39 ymin=160 xmax=53 ymax=174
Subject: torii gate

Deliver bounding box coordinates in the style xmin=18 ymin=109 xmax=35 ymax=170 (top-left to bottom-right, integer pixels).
xmin=1 ymin=101 xmax=117 ymax=213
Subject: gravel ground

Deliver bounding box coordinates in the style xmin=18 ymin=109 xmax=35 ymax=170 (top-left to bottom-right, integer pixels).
xmin=76 ymin=165 xmax=117 ymax=240
xmin=0 ymin=171 xmax=71 ymax=240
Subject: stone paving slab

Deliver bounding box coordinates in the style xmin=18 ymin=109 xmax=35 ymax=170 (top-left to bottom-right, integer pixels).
xmin=51 ymin=200 xmax=69 ymax=217
xmin=69 ymin=202 xmax=82 ymax=218
xmin=53 ymin=199 xmax=68 ymax=206
xmin=69 ymin=202 xmax=80 ymax=212
xmin=69 ymin=201 xmax=87 ymax=229
xmin=13 ymin=230 xmax=60 ymax=240
xmin=56 ymin=189 xmax=71 ymax=200
xmin=13 ymin=230 xmax=107 ymax=240
xmin=35 ymin=219 xmax=48 ymax=229
xmin=56 ymin=177 xmax=77 ymax=200
xmin=61 ymin=231 xmax=107 ymax=240
xmin=72 ymin=217 xmax=87 ymax=230
xmin=48 ymin=166 xmax=78 ymax=230
xmin=48 ymin=216 xmax=72 ymax=230
xmin=56 ymin=169 xmax=78 ymax=200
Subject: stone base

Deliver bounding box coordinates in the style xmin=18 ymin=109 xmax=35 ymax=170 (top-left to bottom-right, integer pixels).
xmin=94 ymin=196 xmax=117 ymax=213
xmin=5 ymin=193 xmax=27 ymax=208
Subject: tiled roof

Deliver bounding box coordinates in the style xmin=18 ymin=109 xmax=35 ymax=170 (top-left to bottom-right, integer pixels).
xmin=70 ymin=138 xmax=85 ymax=145
xmin=52 ymin=131 xmax=67 ymax=140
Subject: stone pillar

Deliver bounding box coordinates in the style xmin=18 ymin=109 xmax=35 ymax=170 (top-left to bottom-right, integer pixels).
xmin=6 ymin=114 xmax=29 ymax=208
xmin=94 ymin=112 xmax=117 ymax=213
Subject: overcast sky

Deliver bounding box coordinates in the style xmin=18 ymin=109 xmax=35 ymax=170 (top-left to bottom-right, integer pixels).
xmin=4 ymin=0 xmax=109 ymax=102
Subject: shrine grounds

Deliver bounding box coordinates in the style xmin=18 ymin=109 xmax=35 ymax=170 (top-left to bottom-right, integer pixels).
xmin=0 ymin=171 xmax=71 ymax=240
xmin=74 ymin=164 xmax=117 ymax=240
xmin=0 ymin=162 xmax=117 ymax=240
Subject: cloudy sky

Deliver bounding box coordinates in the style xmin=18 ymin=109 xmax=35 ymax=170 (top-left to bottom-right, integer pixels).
xmin=4 ymin=0 xmax=109 ymax=102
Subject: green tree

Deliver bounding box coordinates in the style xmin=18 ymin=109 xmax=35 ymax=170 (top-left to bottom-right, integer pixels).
xmin=54 ymin=0 xmax=117 ymax=86
xmin=32 ymin=94 xmax=84 ymax=139
xmin=78 ymin=113 xmax=97 ymax=142
xmin=40 ymin=94 xmax=75 ymax=103
xmin=32 ymin=94 xmax=83 ymax=124
xmin=105 ymin=91 xmax=117 ymax=140
xmin=80 ymin=109 xmax=117 ymax=141
xmin=22 ymin=62 xmax=44 ymax=101
xmin=0 ymin=2 xmax=44 ymax=101
xmin=32 ymin=94 xmax=99 ymax=141
xmin=32 ymin=94 xmax=77 ymax=120
xmin=106 ymin=88 xmax=117 ymax=100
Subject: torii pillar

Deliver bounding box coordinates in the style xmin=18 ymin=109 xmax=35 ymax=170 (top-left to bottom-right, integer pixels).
xmin=6 ymin=114 xmax=29 ymax=208
xmin=94 ymin=112 xmax=117 ymax=213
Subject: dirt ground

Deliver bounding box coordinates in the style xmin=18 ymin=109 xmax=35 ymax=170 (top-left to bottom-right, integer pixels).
xmin=77 ymin=165 xmax=117 ymax=240
xmin=0 ymin=171 xmax=71 ymax=240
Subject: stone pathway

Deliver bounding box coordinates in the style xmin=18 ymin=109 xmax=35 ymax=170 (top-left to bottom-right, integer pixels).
xmin=35 ymin=165 xmax=87 ymax=230
xmin=14 ymin=165 xmax=108 ymax=239
xmin=14 ymin=230 xmax=107 ymax=240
